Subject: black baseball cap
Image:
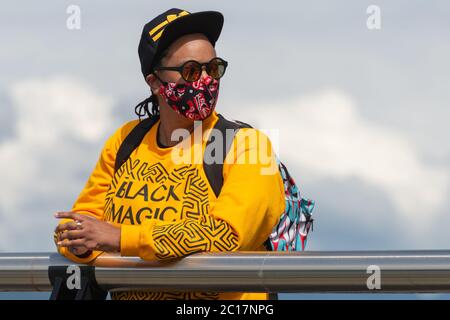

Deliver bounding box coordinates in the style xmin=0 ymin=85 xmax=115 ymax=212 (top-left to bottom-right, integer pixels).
xmin=138 ymin=8 xmax=224 ymax=79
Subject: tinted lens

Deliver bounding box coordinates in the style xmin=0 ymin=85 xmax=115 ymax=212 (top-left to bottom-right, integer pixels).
xmin=182 ymin=61 xmax=202 ymax=82
xmin=207 ymin=58 xmax=226 ymax=79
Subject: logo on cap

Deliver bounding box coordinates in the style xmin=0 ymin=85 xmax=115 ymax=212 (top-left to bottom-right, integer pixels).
xmin=149 ymin=10 xmax=190 ymax=42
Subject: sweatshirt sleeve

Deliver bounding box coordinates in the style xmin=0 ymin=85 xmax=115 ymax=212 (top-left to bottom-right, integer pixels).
xmin=54 ymin=120 xmax=139 ymax=264
xmin=120 ymin=128 xmax=285 ymax=261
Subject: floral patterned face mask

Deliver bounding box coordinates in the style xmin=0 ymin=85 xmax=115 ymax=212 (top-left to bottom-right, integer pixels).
xmin=158 ymin=75 xmax=220 ymax=121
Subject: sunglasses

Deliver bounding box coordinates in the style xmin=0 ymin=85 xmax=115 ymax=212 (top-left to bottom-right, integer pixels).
xmin=154 ymin=57 xmax=228 ymax=82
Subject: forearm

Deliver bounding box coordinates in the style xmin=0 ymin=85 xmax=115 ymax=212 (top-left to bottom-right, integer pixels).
xmin=120 ymin=215 xmax=239 ymax=261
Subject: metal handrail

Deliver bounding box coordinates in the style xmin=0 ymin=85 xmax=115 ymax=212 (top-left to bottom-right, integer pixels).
xmin=1 ymin=250 xmax=450 ymax=293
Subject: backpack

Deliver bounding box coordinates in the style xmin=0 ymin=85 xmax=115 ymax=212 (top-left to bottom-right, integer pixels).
xmin=114 ymin=114 xmax=315 ymax=251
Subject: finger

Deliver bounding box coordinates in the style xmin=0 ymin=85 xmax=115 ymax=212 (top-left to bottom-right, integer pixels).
xmin=55 ymin=221 xmax=81 ymax=233
xmin=59 ymin=230 xmax=84 ymax=241
xmin=54 ymin=211 xmax=83 ymax=221
xmin=57 ymin=239 xmax=85 ymax=247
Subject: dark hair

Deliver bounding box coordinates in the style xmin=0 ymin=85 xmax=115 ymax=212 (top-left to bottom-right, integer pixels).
xmin=134 ymin=48 xmax=170 ymax=121
xmin=134 ymin=94 xmax=159 ymax=121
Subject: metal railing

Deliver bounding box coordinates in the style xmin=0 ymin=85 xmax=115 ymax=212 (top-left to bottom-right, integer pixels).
xmin=1 ymin=250 xmax=450 ymax=296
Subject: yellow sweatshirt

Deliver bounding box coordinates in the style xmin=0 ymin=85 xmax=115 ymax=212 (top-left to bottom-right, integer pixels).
xmin=55 ymin=110 xmax=285 ymax=300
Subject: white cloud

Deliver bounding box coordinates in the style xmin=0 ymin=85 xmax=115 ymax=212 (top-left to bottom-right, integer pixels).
xmin=222 ymin=88 xmax=449 ymax=228
xmin=11 ymin=76 xmax=113 ymax=145
xmin=0 ymin=81 xmax=448 ymax=250
xmin=0 ymin=76 xmax=115 ymax=250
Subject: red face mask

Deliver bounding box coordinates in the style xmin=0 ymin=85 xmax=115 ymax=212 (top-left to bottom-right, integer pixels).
xmin=159 ymin=75 xmax=220 ymax=121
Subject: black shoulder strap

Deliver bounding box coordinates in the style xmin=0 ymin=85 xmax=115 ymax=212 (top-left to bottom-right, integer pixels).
xmin=203 ymin=113 xmax=252 ymax=198
xmin=114 ymin=116 xmax=159 ymax=173
xmin=114 ymin=113 xmax=252 ymax=198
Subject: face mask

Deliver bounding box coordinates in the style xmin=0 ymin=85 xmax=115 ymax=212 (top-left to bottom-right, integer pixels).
xmin=158 ymin=75 xmax=220 ymax=121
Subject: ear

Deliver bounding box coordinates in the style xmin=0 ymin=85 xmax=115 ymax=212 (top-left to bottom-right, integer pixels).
xmin=145 ymin=74 xmax=160 ymax=95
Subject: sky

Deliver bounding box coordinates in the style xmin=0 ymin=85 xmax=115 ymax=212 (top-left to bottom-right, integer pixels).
xmin=0 ymin=1 xmax=449 ymax=300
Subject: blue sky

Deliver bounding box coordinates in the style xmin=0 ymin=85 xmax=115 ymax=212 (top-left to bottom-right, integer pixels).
xmin=0 ymin=1 xmax=449 ymax=299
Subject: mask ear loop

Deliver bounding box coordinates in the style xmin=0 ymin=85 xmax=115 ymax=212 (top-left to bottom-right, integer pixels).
xmin=153 ymin=71 xmax=169 ymax=86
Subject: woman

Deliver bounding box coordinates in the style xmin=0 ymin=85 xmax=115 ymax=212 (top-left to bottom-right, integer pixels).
xmin=54 ymin=8 xmax=285 ymax=300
